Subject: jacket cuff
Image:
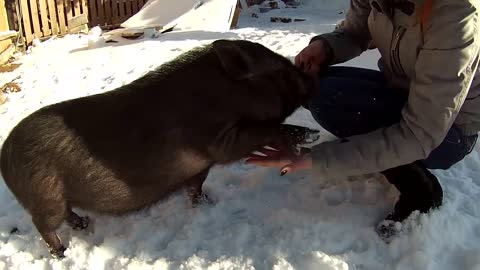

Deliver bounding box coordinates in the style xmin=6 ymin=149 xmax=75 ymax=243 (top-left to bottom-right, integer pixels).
xmin=310 ymin=32 xmax=362 ymax=65
xmin=309 ymin=35 xmax=334 ymax=67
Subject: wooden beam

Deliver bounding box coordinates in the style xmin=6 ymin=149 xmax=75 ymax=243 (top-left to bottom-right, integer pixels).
xmin=0 ymin=44 xmax=15 ymax=65
xmin=29 ymin=0 xmax=43 ymax=38
xmin=20 ymin=0 xmax=34 ymax=43
xmin=0 ymin=30 xmax=18 ymax=41
xmin=57 ymin=0 xmax=68 ymax=34
xmin=47 ymin=0 xmax=59 ymax=35
xmin=38 ymin=0 xmax=51 ymax=36
xmin=68 ymin=13 xmax=89 ymax=28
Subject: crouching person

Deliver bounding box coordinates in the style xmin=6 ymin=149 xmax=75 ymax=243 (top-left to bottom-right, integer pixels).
xmin=246 ymin=0 xmax=480 ymax=239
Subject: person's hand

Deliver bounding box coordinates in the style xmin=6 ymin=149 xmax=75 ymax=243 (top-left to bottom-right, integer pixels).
xmin=294 ymin=39 xmax=330 ymax=77
xmin=245 ymin=146 xmax=312 ymax=175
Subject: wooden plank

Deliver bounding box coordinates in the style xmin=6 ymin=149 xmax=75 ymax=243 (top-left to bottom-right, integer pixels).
xmin=230 ymin=5 xmax=241 ymax=29
xmin=239 ymin=0 xmax=248 ymax=9
xmin=81 ymin=0 xmax=89 ymax=23
xmin=56 ymin=0 xmax=68 ymax=34
xmin=125 ymin=0 xmax=132 ymax=19
xmin=20 ymin=0 xmax=34 ymax=43
xmin=68 ymin=24 xmax=88 ymax=33
xmin=0 ymin=30 xmax=18 ymax=41
xmin=73 ymin=0 xmax=81 ymax=16
xmin=0 ymin=0 xmax=12 ymax=52
xmin=111 ymin=0 xmax=118 ymax=24
xmin=96 ymin=0 xmax=105 ymax=26
xmin=119 ymin=0 xmax=125 ymax=22
xmin=28 ymin=0 xmax=42 ymax=38
xmin=0 ymin=44 xmax=15 ymax=65
xmin=125 ymin=0 xmax=130 ymax=21
xmin=67 ymin=13 xmax=88 ymax=28
xmin=137 ymin=0 xmax=143 ymax=10
xmin=89 ymin=0 xmax=98 ymax=26
xmin=131 ymin=0 xmax=138 ymax=14
xmin=47 ymin=0 xmax=59 ymax=35
xmin=38 ymin=0 xmax=51 ymax=36
xmin=129 ymin=0 xmax=134 ymax=17
xmin=104 ymin=0 xmax=112 ymax=25
xmin=65 ymin=0 xmax=73 ymax=20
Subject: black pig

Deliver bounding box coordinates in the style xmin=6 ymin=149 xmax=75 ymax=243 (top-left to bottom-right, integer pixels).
xmin=0 ymin=39 xmax=318 ymax=258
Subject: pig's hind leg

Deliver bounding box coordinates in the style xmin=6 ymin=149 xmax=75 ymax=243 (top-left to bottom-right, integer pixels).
xmin=30 ymin=200 xmax=68 ymax=258
xmin=28 ymin=176 xmax=70 ymax=258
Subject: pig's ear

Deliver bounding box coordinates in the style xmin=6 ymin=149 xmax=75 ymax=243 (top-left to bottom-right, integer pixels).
xmin=212 ymin=39 xmax=280 ymax=80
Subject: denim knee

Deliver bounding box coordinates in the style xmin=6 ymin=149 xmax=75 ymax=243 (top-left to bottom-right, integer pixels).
xmin=422 ymin=127 xmax=478 ymax=170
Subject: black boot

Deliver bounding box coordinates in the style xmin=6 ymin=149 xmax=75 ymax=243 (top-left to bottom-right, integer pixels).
xmin=376 ymin=161 xmax=443 ymax=240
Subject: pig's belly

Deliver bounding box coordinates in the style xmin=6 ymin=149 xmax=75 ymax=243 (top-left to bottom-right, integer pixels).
xmin=66 ymin=174 xmax=188 ymax=215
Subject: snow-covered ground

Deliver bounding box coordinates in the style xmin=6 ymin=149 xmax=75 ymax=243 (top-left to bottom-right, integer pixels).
xmin=1 ymin=0 xmax=480 ymax=269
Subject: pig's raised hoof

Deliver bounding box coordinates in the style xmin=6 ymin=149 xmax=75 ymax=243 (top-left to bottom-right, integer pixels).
xmin=67 ymin=211 xmax=90 ymax=231
xmin=72 ymin=216 xmax=89 ymax=231
xmin=191 ymin=193 xmax=215 ymax=207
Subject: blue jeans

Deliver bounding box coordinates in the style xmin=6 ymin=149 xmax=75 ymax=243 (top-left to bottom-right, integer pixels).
xmin=304 ymin=66 xmax=478 ymax=170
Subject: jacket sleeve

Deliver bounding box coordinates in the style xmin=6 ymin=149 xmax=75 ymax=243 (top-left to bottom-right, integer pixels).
xmin=310 ymin=2 xmax=480 ymax=180
xmin=310 ymin=0 xmax=372 ymax=65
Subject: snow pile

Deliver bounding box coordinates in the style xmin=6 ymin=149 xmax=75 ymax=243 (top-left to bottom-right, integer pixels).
xmin=1 ymin=1 xmax=480 ymax=270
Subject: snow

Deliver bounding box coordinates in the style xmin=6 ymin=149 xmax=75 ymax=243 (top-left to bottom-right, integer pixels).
xmin=121 ymin=0 xmax=238 ymax=32
xmin=1 ymin=0 xmax=480 ymax=269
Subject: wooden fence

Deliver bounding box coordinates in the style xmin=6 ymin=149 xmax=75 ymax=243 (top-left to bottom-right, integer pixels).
xmin=9 ymin=0 xmax=147 ymax=45
xmin=89 ymin=0 xmax=147 ymax=28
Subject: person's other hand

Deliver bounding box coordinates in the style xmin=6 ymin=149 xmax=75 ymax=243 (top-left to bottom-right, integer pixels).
xmin=245 ymin=146 xmax=312 ymax=175
xmin=294 ymin=39 xmax=330 ymax=77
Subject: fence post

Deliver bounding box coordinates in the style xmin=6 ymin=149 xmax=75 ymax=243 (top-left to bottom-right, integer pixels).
xmin=0 ymin=0 xmax=11 ymax=53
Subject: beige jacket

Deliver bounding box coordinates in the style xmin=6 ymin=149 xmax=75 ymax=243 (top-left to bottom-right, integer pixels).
xmin=310 ymin=0 xmax=480 ymax=179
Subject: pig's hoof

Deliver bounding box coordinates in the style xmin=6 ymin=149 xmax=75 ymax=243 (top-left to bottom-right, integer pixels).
xmin=70 ymin=216 xmax=90 ymax=231
xmin=202 ymin=194 xmax=215 ymax=205
xmin=50 ymin=245 xmax=67 ymax=259
xmin=192 ymin=193 xmax=215 ymax=207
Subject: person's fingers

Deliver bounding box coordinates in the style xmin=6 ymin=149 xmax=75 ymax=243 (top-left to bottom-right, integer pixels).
xmin=279 ymin=153 xmax=313 ymax=176
xmin=280 ymin=163 xmax=296 ymax=176
xmin=306 ymin=62 xmax=312 ymax=72
xmin=258 ymin=148 xmax=282 ymax=156
xmin=280 ymin=166 xmax=291 ymax=176
xmin=246 ymin=152 xmax=279 ymax=161
xmin=295 ymin=51 xmax=313 ymax=72
xmin=249 ymin=147 xmax=281 ymax=157
xmin=307 ymin=62 xmax=320 ymax=77
xmin=245 ymin=149 xmax=290 ymax=163
xmin=245 ymin=158 xmax=291 ymax=168
xmin=304 ymin=61 xmax=314 ymax=76
xmin=299 ymin=59 xmax=320 ymax=76
xmin=294 ymin=53 xmax=302 ymax=67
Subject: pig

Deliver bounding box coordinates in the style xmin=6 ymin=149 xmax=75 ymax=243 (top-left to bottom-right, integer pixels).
xmin=0 ymin=39 xmax=319 ymax=258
